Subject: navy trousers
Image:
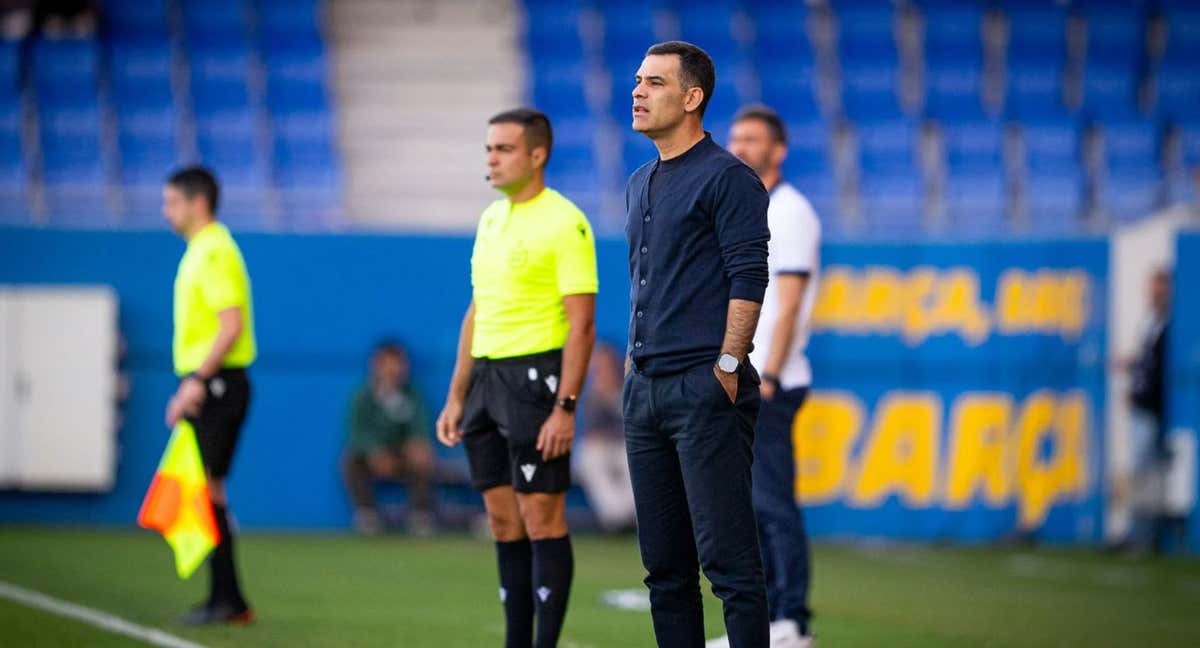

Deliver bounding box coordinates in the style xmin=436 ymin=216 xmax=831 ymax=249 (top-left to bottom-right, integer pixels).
xmin=623 ymin=362 xmax=769 ymax=648
xmin=751 ymin=387 xmax=812 ymax=631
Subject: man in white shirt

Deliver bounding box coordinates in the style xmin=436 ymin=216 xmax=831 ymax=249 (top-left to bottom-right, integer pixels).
xmin=717 ymin=105 xmax=821 ymax=648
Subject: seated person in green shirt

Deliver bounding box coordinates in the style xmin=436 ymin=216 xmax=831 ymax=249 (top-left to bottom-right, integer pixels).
xmin=342 ymin=340 xmax=436 ymax=535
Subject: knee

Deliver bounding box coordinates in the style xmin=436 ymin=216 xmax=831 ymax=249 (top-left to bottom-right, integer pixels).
xmin=519 ymin=500 xmax=567 ymax=540
xmin=486 ymin=508 xmax=525 ymax=542
xmin=408 ymin=445 xmax=436 ymax=479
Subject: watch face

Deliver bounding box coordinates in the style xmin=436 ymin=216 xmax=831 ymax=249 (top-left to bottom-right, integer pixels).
xmin=718 ymin=354 xmax=739 ymax=373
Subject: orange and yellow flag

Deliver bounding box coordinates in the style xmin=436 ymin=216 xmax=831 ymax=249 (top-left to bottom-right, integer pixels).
xmin=137 ymin=420 xmax=219 ymax=579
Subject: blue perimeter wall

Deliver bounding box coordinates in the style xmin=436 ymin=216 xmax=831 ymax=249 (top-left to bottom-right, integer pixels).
xmin=0 ymin=226 xmax=1180 ymax=548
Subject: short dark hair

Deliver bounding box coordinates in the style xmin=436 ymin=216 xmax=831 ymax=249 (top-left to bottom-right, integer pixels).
xmin=373 ymin=339 xmax=407 ymax=360
xmin=645 ymin=40 xmax=716 ymax=118
xmin=488 ymin=108 xmax=554 ymax=166
xmin=734 ymin=105 xmax=788 ymax=144
xmin=166 ymin=165 xmax=220 ymax=215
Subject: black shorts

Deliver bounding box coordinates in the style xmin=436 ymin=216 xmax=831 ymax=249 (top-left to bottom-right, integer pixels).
xmin=462 ymin=349 xmax=570 ymax=493
xmin=186 ymin=368 xmax=251 ymax=480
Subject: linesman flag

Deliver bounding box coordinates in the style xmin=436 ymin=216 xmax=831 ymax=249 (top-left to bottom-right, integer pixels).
xmin=137 ymin=420 xmax=219 ymax=579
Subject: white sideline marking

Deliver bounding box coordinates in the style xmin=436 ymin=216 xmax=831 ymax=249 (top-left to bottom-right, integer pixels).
xmin=0 ymin=580 xmax=207 ymax=648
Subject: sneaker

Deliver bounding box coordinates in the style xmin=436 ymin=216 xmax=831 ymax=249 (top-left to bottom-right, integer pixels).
xmin=407 ymin=510 xmax=437 ymax=537
xmin=704 ymin=634 xmax=731 ymax=648
xmin=769 ymin=619 xmax=814 ymax=648
xmin=178 ymin=601 xmax=255 ymax=626
xmin=353 ymin=508 xmax=384 ymax=536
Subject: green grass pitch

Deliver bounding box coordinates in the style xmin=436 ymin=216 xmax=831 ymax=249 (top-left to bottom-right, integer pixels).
xmin=0 ymin=527 xmax=1197 ymax=647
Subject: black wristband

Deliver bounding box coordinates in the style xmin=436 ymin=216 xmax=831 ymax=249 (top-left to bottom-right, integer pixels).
xmin=556 ymin=395 xmax=577 ymax=413
xmin=184 ymin=371 xmax=209 ymax=383
xmin=761 ymin=373 xmax=780 ymax=387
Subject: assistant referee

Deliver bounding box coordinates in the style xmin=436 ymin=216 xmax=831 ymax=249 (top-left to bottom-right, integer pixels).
xmin=162 ymin=165 xmax=256 ymax=626
xmin=437 ymin=108 xmax=598 ymax=648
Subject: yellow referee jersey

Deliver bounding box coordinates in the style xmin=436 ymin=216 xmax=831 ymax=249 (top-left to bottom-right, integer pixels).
xmin=173 ymin=222 xmax=257 ymax=375
xmin=470 ymin=187 xmax=598 ymax=359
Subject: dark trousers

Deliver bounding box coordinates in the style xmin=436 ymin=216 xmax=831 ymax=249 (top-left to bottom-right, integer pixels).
xmin=623 ymin=363 xmax=769 ymax=648
xmin=752 ymin=387 xmax=811 ymax=629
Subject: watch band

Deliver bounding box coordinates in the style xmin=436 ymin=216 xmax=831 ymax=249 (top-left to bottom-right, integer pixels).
xmin=761 ymin=373 xmax=780 ymax=387
xmin=556 ymin=395 xmax=578 ymax=413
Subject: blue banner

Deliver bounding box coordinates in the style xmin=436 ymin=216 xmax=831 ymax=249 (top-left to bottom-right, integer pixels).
xmin=798 ymin=240 xmax=1109 ymax=544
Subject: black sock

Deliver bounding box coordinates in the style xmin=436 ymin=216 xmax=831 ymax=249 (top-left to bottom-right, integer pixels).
xmin=210 ymin=503 xmax=248 ymax=610
xmin=531 ymin=535 xmax=574 ymax=648
xmin=496 ymin=539 xmax=534 ymax=648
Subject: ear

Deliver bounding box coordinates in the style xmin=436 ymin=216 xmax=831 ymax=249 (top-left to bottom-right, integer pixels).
xmin=771 ymin=142 xmax=788 ymax=167
xmin=683 ymin=86 xmax=705 ymax=114
xmin=530 ymin=145 xmax=548 ymax=170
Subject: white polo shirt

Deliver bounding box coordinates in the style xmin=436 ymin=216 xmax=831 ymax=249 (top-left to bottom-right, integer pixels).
xmin=749 ymin=181 xmax=821 ymax=389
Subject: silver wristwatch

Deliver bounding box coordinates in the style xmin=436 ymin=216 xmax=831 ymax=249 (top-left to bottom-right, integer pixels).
xmin=716 ymin=353 xmax=739 ymax=374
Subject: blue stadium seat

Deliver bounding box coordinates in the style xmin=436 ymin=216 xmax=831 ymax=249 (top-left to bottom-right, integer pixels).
xmin=782 ymin=119 xmax=831 ymax=178
xmin=674 ymin=0 xmax=745 ymax=57
xmin=181 ymin=0 xmax=250 ymax=45
xmin=1020 ymin=118 xmax=1082 ymax=232
xmin=759 ymin=63 xmax=820 ymax=122
xmin=1082 ymin=63 xmax=1140 ymax=121
xmin=856 ymin=120 xmax=917 ymax=177
xmin=0 ymin=98 xmax=28 ymax=224
xmin=1025 ymin=170 xmax=1083 ymax=235
xmin=944 ymin=120 xmax=1003 ymax=176
xmin=1156 ymin=58 xmax=1200 ymax=122
xmin=117 ymin=108 xmax=180 ymax=185
xmin=1161 ymin=3 xmax=1200 ymax=63
xmin=532 ymin=62 xmax=592 ymax=121
xmin=524 ymin=0 xmax=584 ymax=61
xmin=262 ymin=46 xmax=330 ymax=115
xmin=1006 ymin=65 xmax=1068 ymax=122
xmin=257 ymin=0 xmax=324 ymax=50
xmin=189 ymin=45 xmax=254 ymax=116
xmin=601 ymin=0 xmax=662 ymax=59
xmin=1080 ymin=2 xmax=1145 ymax=66
xmin=836 ymin=1 xmax=897 ymax=62
xmin=927 ymin=63 xmax=986 ymax=122
xmin=1005 ymin=1 xmax=1067 ymax=67
xmin=273 ymin=111 xmax=340 ymax=225
xmin=31 ymin=38 xmax=100 ymax=110
xmin=861 ymin=174 xmax=924 ymax=239
xmin=39 ymin=108 xmax=112 ymax=224
xmin=108 ymin=43 xmax=174 ymax=112
xmin=945 ymin=174 xmax=1006 ymax=236
xmin=102 ymin=0 xmax=171 ymax=44
xmin=0 ymin=45 xmax=17 ymax=102
xmin=921 ymin=0 xmax=985 ymax=64
xmin=856 ymin=119 xmax=922 ymax=235
xmin=749 ymin=0 xmax=812 ymax=68
xmin=842 ymin=62 xmax=905 ymax=122
xmin=1099 ymin=120 xmax=1163 ymax=219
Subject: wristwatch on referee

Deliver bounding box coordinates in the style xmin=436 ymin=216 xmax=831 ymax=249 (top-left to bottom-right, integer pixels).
xmin=556 ymin=394 xmax=577 ymax=413
xmin=183 ymin=371 xmax=209 ymax=385
xmin=761 ymin=373 xmax=780 ymax=389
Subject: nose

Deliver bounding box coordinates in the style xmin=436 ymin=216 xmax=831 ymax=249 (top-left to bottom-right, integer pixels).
xmin=632 ymin=82 xmax=645 ymax=99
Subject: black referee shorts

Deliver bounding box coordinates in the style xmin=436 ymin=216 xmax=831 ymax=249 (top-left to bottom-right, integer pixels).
xmin=462 ymin=349 xmax=570 ymax=494
xmin=186 ymin=368 xmax=251 ymax=480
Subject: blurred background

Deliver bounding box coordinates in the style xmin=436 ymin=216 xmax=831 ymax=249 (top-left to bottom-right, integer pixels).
xmin=0 ymin=0 xmax=1199 ymax=645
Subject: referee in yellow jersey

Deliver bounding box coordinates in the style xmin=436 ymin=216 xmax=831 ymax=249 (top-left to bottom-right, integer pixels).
xmin=437 ymin=108 xmax=598 ymax=648
xmin=162 ymin=166 xmax=256 ymax=626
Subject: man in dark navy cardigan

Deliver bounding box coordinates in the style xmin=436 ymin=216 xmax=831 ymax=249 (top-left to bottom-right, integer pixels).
xmin=623 ymin=41 xmax=772 ymax=648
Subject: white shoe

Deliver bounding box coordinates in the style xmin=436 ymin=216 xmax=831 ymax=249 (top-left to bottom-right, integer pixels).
xmin=769 ymin=619 xmax=815 ymax=648
xmin=704 ymin=634 xmax=731 ymax=648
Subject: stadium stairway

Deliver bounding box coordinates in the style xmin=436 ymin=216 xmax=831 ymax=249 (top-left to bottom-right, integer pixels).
xmin=328 ymin=0 xmax=523 ymax=229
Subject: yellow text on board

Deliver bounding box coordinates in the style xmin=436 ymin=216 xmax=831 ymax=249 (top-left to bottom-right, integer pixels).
xmin=811 ymin=267 xmax=1091 ymax=345
xmin=794 ymin=390 xmax=1090 ymax=530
